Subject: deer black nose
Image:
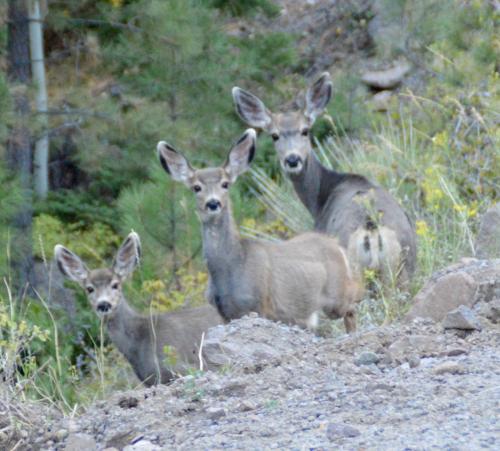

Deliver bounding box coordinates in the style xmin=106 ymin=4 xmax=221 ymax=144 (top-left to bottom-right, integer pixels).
xmin=206 ymin=200 xmax=221 ymax=211
xmin=97 ymin=301 xmax=111 ymax=313
xmin=285 ymin=154 xmax=302 ymax=168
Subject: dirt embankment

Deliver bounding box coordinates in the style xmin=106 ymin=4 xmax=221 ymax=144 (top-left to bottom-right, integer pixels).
xmin=17 ymin=307 xmax=500 ymax=450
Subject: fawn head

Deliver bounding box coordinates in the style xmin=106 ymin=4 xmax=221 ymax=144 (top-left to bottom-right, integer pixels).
xmin=157 ymin=129 xmax=256 ymax=222
xmin=54 ymin=232 xmax=141 ymax=317
xmin=232 ymin=72 xmax=332 ymax=175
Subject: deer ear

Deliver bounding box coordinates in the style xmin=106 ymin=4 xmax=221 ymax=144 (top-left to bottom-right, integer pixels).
xmin=54 ymin=245 xmax=89 ymax=285
xmin=113 ymin=232 xmax=141 ymax=280
xmin=157 ymin=141 xmax=194 ymax=184
xmin=224 ymin=129 xmax=256 ymax=182
xmin=305 ymin=72 xmax=332 ymax=122
xmin=232 ymin=87 xmax=272 ymax=130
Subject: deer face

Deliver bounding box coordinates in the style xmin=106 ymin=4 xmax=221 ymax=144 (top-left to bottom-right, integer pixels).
xmin=82 ymin=269 xmax=123 ymax=316
xmin=232 ymin=72 xmax=332 ymax=176
xmin=157 ymin=129 xmax=256 ymax=223
xmin=55 ymin=233 xmax=141 ymax=318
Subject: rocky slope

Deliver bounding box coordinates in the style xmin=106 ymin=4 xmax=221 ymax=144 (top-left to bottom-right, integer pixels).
xmin=20 ymin=300 xmax=500 ymax=450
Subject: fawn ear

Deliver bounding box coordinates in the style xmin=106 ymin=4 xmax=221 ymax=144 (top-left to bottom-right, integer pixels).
xmin=157 ymin=141 xmax=194 ymax=184
xmin=232 ymin=87 xmax=272 ymax=130
xmin=113 ymin=232 xmax=141 ymax=280
xmin=224 ymin=129 xmax=256 ymax=182
xmin=305 ymin=72 xmax=332 ymax=123
xmin=54 ymin=245 xmax=89 ymax=285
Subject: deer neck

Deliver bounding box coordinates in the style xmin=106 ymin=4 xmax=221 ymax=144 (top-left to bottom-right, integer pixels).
xmin=105 ymin=297 xmax=150 ymax=360
xmin=289 ymin=151 xmax=343 ymax=218
xmin=202 ymin=201 xmax=243 ymax=272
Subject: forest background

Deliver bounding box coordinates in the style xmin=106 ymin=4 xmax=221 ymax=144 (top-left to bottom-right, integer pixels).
xmin=0 ymin=0 xmax=498 ymax=409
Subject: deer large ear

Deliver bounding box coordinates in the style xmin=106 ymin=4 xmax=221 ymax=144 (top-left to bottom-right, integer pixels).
xmin=157 ymin=141 xmax=194 ymax=184
xmin=54 ymin=245 xmax=89 ymax=285
xmin=305 ymin=72 xmax=332 ymax=122
xmin=224 ymin=129 xmax=256 ymax=182
xmin=232 ymin=87 xmax=272 ymax=130
xmin=113 ymin=232 xmax=141 ymax=280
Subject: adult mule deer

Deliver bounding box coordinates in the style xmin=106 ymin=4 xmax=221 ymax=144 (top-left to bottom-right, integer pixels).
xmin=157 ymin=129 xmax=360 ymax=333
xmin=232 ymin=74 xmax=417 ymax=289
xmin=54 ymin=232 xmax=223 ymax=386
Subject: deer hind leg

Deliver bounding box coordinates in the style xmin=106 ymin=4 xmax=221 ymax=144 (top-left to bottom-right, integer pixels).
xmin=343 ymin=309 xmax=357 ymax=334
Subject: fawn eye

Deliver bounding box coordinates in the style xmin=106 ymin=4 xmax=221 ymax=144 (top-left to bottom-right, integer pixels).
xmin=111 ymin=282 xmax=119 ymax=290
xmin=86 ymin=286 xmax=94 ymax=294
xmin=221 ymin=181 xmax=229 ymax=189
xmin=193 ymin=184 xmax=202 ymax=193
xmin=271 ymin=133 xmax=280 ymax=142
xmin=301 ymin=128 xmax=309 ymax=136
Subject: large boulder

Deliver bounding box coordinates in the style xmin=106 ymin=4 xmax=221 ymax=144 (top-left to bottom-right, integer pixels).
xmin=406 ymin=259 xmax=500 ymax=322
xmin=475 ymin=203 xmax=500 ymax=259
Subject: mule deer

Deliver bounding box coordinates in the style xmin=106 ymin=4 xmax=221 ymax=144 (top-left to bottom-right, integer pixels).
xmin=157 ymin=129 xmax=360 ymax=333
xmin=54 ymin=232 xmax=223 ymax=386
xmin=232 ymin=74 xmax=417 ymax=289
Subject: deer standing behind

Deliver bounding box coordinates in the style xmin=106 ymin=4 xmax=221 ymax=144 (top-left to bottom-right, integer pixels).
xmin=232 ymin=74 xmax=417 ymax=290
xmin=54 ymin=232 xmax=223 ymax=386
xmin=157 ymin=129 xmax=360 ymax=333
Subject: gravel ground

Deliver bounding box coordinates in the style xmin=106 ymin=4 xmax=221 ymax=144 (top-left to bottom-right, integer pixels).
xmin=29 ymin=312 xmax=500 ymax=451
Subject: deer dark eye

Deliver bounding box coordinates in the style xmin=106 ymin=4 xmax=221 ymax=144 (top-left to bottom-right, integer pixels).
xmin=193 ymin=184 xmax=202 ymax=193
xmin=86 ymin=286 xmax=94 ymax=294
xmin=221 ymin=181 xmax=229 ymax=189
xmin=301 ymin=128 xmax=309 ymax=136
xmin=271 ymin=133 xmax=280 ymax=142
xmin=111 ymin=282 xmax=119 ymax=290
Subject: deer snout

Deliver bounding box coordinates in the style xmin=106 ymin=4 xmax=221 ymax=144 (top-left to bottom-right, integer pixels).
xmin=284 ymin=154 xmax=303 ymax=170
xmin=96 ymin=301 xmax=112 ymax=313
xmin=205 ymin=199 xmax=222 ymax=212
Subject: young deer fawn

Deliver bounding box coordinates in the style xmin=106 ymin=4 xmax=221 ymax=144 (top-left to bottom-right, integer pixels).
xmin=157 ymin=129 xmax=360 ymax=333
xmin=54 ymin=232 xmax=223 ymax=386
xmin=232 ymin=74 xmax=416 ymax=290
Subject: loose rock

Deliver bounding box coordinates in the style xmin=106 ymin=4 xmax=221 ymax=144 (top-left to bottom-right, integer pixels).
xmin=406 ymin=271 xmax=477 ymax=321
xmin=65 ymin=433 xmax=97 ymax=451
xmin=433 ymin=361 xmax=467 ymax=375
xmin=206 ymin=407 xmax=226 ymax=421
xmin=443 ymin=305 xmax=482 ymax=331
xmin=354 ymin=351 xmax=380 ymax=366
xmin=326 ymin=422 xmax=361 ymax=440
xmin=361 ymin=61 xmax=410 ymax=89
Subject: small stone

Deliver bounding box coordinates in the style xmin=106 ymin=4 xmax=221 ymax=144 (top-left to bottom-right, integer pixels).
xmin=443 ymin=305 xmax=482 ymax=331
xmin=408 ymin=355 xmax=420 ymax=368
xmin=433 ymin=361 xmax=466 ymax=375
xmin=354 ymin=351 xmax=380 ymax=366
xmin=326 ymin=422 xmax=361 ymax=440
xmin=446 ymin=348 xmax=468 ymax=357
xmin=372 ymin=90 xmax=393 ymax=111
xmin=206 ymin=407 xmax=226 ymax=421
xmin=238 ymin=400 xmax=256 ymax=412
xmin=65 ymin=433 xmax=97 ymax=451
xmin=55 ymin=429 xmax=68 ymax=441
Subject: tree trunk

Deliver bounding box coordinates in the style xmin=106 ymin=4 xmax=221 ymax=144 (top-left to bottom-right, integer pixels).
xmin=29 ymin=0 xmax=49 ymax=199
xmin=7 ymin=0 xmax=36 ymax=296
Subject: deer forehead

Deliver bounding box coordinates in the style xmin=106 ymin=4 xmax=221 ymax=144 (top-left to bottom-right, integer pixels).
xmin=87 ymin=268 xmax=116 ymax=287
xmin=193 ymin=167 xmax=228 ymax=186
xmin=273 ymin=111 xmax=309 ymax=132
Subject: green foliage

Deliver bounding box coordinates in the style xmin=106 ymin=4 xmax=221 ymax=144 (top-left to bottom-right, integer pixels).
xmin=32 ymin=213 xmax=121 ymax=265
xmin=207 ymin=0 xmax=280 ymax=17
